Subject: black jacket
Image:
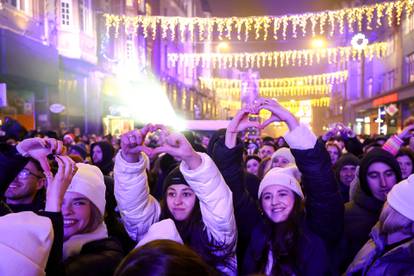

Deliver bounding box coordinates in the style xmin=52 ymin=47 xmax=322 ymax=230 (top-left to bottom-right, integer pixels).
xmin=339 ymin=181 xmax=384 ymax=271
xmin=62 ymin=238 xmax=124 ymax=276
xmin=243 ymin=139 xmax=344 ymax=275
xmin=243 ymin=218 xmax=330 ymax=276
xmin=208 ymin=133 xmax=262 ymax=270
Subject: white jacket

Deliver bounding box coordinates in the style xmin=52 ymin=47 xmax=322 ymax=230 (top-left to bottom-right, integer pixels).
xmin=114 ymin=151 xmax=237 ymax=273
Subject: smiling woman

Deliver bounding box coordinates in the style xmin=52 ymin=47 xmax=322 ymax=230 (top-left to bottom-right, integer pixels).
xmin=57 ymin=163 xmax=124 ymax=276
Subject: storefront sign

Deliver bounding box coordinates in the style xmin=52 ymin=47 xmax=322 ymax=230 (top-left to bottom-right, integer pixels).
xmin=372 ymin=93 xmax=398 ymax=107
xmin=384 ymin=104 xmax=398 ymax=116
xmin=49 ymin=103 xmax=65 ymax=113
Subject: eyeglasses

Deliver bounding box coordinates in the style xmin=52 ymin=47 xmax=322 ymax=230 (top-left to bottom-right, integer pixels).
xmin=17 ymin=168 xmax=43 ymax=180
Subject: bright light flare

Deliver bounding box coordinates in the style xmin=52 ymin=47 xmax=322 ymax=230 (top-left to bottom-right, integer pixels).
xmin=119 ymin=78 xmax=186 ymax=131
xmin=216 ymin=41 xmax=230 ymax=52
xmin=311 ymin=38 xmax=327 ymax=48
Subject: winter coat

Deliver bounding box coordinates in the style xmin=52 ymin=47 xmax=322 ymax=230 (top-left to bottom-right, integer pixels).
xmin=340 ymin=180 xmax=384 ymax=270
xmin=208 ymin=132 xmax=262 ymax=270
xmin=346 ymin=224 xmax=414 ymax=275
xmin=242 ymin=125 xmax=344 ymax=275
xmin=244 ymin=217 xmax=330 ymax=276
xmin=114 ymin=152 xmax=237 ymax=274
xmin=61 ymin=238 xmax=124 ymax=276
xmin=339 ymin=148 xmax=402 ymax=271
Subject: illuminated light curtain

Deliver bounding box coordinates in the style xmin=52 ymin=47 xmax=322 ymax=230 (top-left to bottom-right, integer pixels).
xmin=168 ymin=42 xmax=388 ymax=69
xmin=219 ymin=97 xmax=331 ymax=117
xmin=200 ymin=70 xmax=348 ymax=90
xmin=104 ymin=0 xmax=413 ymax=40
xmin=215 ymin=84 xmax=333 ymax=98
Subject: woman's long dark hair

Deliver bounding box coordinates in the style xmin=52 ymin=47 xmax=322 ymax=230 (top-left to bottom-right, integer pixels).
xmin=159 ymin=196 xmax=236 ymax=272
xmin=259 ymin=194 xmax=304 ymax=276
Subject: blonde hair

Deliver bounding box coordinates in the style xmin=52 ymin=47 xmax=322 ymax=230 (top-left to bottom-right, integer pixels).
xmin=379 ymin=203 xmax=413 ymax=235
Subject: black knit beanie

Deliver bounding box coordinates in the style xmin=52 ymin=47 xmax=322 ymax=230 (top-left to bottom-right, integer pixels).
xmin=162 ymin=166 xmax=189 ymax=195
xmin=333 ymin=153 xmax=360 ymax=181
xmin=359 ymin=148 xmax=402 ymax=196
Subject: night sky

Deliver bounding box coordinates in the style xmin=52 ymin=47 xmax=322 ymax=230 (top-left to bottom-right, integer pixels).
xmin=208 ymin=0 xmax=342 ymax=17
xmin=206 ymin=0 xmax=345 ymax=78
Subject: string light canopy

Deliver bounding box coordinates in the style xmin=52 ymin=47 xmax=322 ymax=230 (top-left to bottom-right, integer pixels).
xmin=168 ymin=42 xmax=388 ymax=69
xmin=219 ymin=97 xmax=331 ymax=116
xmin=215 ymin=85 xmax=334 ymax=98
xmin=104 ymin=0 xmax=413 ymax=41
xmin=200 ymin=70 xmax=348 ymax=90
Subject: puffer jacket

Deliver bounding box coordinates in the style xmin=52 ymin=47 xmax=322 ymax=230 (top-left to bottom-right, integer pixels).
xmin=346 ymin=224 xmax=414 ymax=275
xmin=114 ymin=152 xmax=237 ymax=275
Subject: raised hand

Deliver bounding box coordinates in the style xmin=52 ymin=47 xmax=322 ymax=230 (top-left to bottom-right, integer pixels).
xmin=16 ymin=138 xmax=66 ymax=176
xmin=225 ymin=106 xmax=261 ymax=148
xmin=120 ymin=124 xmax=167 ymax=163
xmin=337 ymin=123 xmax=356 ymax=138
xmin=322 ymin=127 xmax=339 ymax=141
xmin=398 ymin=124 xmax=414 ymax=140
xmin=152 ymin=132 xmax=201 ymax=170
xmin=257 ymin=98 xmax=299 ymax=131
xmin=45 ymin=155 xmax=77 ymax=212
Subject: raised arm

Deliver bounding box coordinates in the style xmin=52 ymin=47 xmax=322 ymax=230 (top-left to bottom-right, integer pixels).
xmin=153 ymin=132 xmax=236 ymax=246
xmin=382 ymin=123 xmax=414 ymax=155
xmin=114 ymin=127 xmax=161 ymax=242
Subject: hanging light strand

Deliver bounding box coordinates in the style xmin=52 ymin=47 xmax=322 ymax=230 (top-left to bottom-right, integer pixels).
xmin=104 ymin=0 xmax=413 ymax=40
xmin=171 ymin=42 xmax=388 ymax=69
xmin=200 ymin=70 xmax=348 ymax=90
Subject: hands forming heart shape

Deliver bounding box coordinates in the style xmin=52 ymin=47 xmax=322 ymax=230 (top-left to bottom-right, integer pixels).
xmin=120 ymin=124 xmax=170 ymax=161
xmin=229 ymin=98 xmax=296 ymax=133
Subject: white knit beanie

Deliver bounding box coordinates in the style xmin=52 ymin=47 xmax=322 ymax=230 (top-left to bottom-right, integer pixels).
xmin=271 ymin=147 xmax=295 ymax=165
xmin=258 ymin=165 xmax=304 ymax=199
xmin=66 ymin=163 xmax=106 ymax=216
xmin=136 ymin=219 xmax=183 ymax=248
xmin=0 ymin=211 xmax=54 ymax=276
xmin=387 ymin=174 xmax=414 ymax=221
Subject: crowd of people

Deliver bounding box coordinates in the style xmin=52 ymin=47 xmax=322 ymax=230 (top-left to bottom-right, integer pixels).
xmin=1 ymin=97 xmax=414 ymax=276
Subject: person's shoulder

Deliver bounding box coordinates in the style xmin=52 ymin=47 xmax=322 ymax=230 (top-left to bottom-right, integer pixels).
xmin=81 ymin=237 xmax=124 ymax=255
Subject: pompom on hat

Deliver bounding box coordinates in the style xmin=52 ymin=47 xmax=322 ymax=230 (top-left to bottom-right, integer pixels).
xmin=258 ymin=165 xmax=304 ymax=199
xmin=66 ymin=163 xmax=106 ymax=216
xmin=136 ymin=219 xmax=183 ymax=248
xmin=387 ymin=174 xmax=414 ymax=221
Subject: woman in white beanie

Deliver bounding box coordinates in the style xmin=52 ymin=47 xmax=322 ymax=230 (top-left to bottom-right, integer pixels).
xmin=346 ymin=174 xmax=414 ymax=275
xmin=218 ymin=98 xmax=343 ymax=275
xmin=270 ymin=147 xmax=296 ymax=169
xmin=114 ymin=125 xmax=236 ymax=275
xmin=48 ymin=161 xmax=124 ymax=276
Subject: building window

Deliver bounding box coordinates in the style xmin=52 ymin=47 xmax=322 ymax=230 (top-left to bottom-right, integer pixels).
xmin=61 ymin=0 xmax=72 ymax=27
xmin=6 ymin=0 xmax=33 ymax=16
xmin=404 ymin=11 xmax=414 ymax=35
xmin=381 ymin=70 xmax=396 ymax=92
xmin=79 ymin=0 xmax=92 ymax=34
xmin=408 ymin=53 xmax=414 ymax=83
xmin=125 ymin=34 xmax=134 ymax=61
